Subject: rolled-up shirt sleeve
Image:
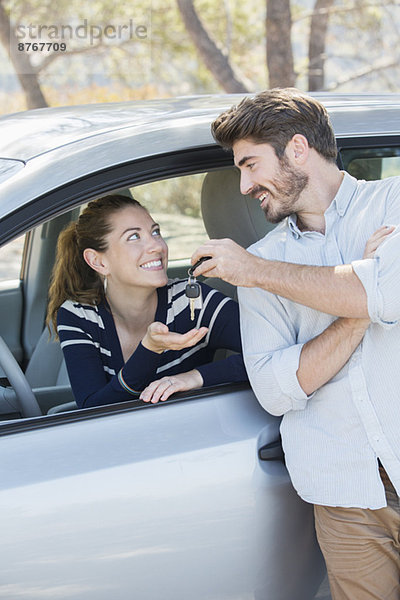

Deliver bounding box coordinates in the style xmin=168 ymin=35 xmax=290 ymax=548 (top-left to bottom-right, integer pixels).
xmin=238 ymin=285 xmax=313 ymax=417
xmin=352 ymin=225 xmax=400 ymax=328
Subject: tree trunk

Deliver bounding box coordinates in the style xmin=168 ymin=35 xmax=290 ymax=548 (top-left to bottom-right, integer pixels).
xmin=266 ymin=0 xmax=295 ymax=88
xmin=176 ymin=0 xmax=249 ymax=93
xmin=0 ymin=0 xmax=48 ymax=109
xmin=308 ymin=0 xmax=334 ymax=91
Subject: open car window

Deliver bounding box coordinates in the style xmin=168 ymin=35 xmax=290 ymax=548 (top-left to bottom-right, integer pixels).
xmin=0 ymin=165 xmax=252 ymax=422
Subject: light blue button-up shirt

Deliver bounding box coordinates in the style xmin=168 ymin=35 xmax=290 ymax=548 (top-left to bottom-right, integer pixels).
xmin=238 ymin=172 xmax=400 ymax=509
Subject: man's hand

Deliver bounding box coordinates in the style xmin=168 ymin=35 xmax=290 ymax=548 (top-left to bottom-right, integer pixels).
xmin=363 ymin=225 xmax=395 ymax=259
xmin=142 ymin=322 xmax=208 ymax=354
xmin=140 ymin=369 xmax=203 ymax=403
xmin=191 ymin=238 xmax=262 ymax=286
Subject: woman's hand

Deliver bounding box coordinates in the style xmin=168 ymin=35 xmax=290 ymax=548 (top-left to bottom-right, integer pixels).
xmin=140 ymin=369 xmax=204 ymax=403
xmin=142 ymin=322 xmax=208 ymax=354
xmin=363 ymin=225 xmax=395 ymax=259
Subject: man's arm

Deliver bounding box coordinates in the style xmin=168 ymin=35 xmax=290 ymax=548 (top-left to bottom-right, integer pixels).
xmin=297 ymin=317 xmax=369 ymax=395
xmin=192 ymin=238 xmax=368 ymax=318
xmin=238 ymin=286 xmax=370 ymax=416
xmin=238 ymin=226 xmax=394 ymax=404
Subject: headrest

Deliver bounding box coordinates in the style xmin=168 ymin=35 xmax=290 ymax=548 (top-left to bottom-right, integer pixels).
xmin=201 ymin=168 xmax=275 ymax=249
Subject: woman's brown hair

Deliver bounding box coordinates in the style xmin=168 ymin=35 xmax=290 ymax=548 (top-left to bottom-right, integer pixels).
xmin=46 ymin=194 xmax=144 ymax=334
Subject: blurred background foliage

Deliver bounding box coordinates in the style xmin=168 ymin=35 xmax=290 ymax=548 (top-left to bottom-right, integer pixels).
xmin=1 ymin=0 xmax=400 ymax=271
xmin=0 ymin=0 xmax=400 ymax=115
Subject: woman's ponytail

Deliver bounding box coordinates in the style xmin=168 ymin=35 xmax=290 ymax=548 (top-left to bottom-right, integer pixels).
xmin=46 ymin=221 xmax=103 ymax=333
xmin=46 ymin=194 xmax=142 ymax=335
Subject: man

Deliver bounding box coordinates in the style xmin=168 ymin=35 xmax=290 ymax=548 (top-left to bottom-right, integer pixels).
xmin=192 ymin=88 xmax=400 ymax=600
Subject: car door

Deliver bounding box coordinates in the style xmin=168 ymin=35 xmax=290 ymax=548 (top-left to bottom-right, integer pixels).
xmin=0 ymin=152 xmax=325 ymax=600
xmin=0 ymin=387 xmax=323 ymax=600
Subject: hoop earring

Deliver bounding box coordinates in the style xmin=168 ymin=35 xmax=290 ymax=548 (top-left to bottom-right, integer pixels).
xmin=103 ymin=276 xmax=108 ymax=294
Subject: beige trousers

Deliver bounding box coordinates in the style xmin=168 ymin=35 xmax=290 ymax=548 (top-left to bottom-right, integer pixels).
xmin=314 ymin=467 xmax=400 ymax=600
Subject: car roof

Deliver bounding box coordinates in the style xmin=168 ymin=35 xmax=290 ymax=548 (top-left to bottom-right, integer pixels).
xmin=3 ymin=93 xmax=400 ymax=161
xmin=1 ymin=93 xmax=400 ymax=223
xmin=0 ymin=95 xmax=232 ymax=162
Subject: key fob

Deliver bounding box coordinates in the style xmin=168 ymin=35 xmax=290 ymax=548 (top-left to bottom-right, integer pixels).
xmin=185 ymin=282 xmax=201 ymax=298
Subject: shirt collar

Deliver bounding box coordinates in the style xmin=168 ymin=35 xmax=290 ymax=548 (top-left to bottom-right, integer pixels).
xmin=330 ymin=171 xmax=358 ymax=217
xmin=288 ymin=215 xmax=302 ymax=238
xmin=288 ymin=171 xmax=358 ymax=238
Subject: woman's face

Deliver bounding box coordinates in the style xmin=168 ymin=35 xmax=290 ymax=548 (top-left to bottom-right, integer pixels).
xmin=97 ymin=205 xmax=169 ymax=291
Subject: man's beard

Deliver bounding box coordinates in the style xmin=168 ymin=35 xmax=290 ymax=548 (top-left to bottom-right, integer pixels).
xmin=254 ymin=156 xmax=309 ymax=224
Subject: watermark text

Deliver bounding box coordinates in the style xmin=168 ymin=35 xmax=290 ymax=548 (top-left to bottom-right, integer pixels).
xmin=16 ymin=19 xmax=148 ymax=46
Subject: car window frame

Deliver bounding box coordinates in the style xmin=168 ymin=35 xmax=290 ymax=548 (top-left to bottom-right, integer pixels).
xmin=0 ymin=382 xmax=250 ymax=434
xmin=0 ymin=146 xmax=230 ymax=246
xmin=337 ymin=134 xmax=400 ymax=170
xmin=0 ymin=144 xmax=246 ymax=431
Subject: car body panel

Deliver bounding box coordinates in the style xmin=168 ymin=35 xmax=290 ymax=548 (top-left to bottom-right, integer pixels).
xmin=0 ymin=388 xmax=323 ymax=600
xmin=0 ymin=120 xmax=214 ymax=224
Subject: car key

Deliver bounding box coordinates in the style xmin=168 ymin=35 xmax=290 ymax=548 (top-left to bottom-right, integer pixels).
xmin=185 ymin=275 xmax=201 ymax=321
xmin=185 ymin=256 xmax=211 ymax=321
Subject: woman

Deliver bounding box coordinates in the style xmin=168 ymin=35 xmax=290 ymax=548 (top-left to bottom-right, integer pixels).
xmin=47 ymin=194 xmax=248 ymax=408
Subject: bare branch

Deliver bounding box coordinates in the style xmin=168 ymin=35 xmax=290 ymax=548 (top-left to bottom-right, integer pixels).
xmin=31 ymin=34 xmax=136 ymax=73
xmin=36 ymin=40 xmax=107 ymax=72
xmin=294 ymin=1 xmax=400 ymax=24
xmin=325 ymin=57 xmax=400 ymax=90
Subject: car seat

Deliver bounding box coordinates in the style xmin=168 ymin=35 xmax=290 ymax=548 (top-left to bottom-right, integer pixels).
xmin=200 ymin=167 xmax=275 ymax=298
xmin=25 ymin=327 xmax=77 ymax=414
xmin=25 ymin=327 xmax=68 ymax=387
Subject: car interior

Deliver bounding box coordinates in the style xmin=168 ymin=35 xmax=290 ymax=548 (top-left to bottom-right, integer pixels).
xmin=0 ymin=166 xmax=274 ymax=421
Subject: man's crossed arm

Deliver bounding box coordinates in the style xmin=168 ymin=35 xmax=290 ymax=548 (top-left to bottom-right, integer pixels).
xmin=192 ymin=226 xmax=393 ymax=396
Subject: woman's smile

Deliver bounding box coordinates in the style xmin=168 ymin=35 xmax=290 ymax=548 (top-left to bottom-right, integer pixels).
xmin=140 ymin=259 xmax=164 ymax=271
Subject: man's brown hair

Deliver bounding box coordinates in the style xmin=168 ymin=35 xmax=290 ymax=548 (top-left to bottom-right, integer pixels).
xmin=211 ymin=88 xmax=337 ymax=163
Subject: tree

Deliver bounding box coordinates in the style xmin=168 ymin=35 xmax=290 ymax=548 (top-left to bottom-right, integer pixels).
xmin=173 ymin=0 xmax=336 ymax=92
xmin=0 ymin=0 xmax=48 ymax=107
xmin=308 ymin=0 xmax=335 ymax=91
xmin=176 ymin=0 xmax=249 ymax=92
xmin=266 ymin=0 xmax=295 ymax=88
xmin=184 ymin=0 xmax=400 ymax=93
xmin=0 ymin=0 xmax=153 ymax=110
xmin=2 ymin=0 xmax=400 ymax=113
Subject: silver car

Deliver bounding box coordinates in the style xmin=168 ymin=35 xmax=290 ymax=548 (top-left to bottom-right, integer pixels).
xmin=1 ymin=93 xmax=399 ymax=599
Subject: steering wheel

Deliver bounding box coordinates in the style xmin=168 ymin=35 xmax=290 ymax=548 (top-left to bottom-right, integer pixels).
xmin=0 ymin=336 xmax=42 ymax=418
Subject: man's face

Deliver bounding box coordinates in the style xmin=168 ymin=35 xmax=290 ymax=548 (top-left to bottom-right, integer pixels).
xmin=233 ymin=139 xmax=308 ymax=223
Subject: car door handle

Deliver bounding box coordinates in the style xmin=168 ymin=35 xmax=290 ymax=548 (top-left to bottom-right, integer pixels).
xmin=258 ymin=437 xmax=285 ymax=462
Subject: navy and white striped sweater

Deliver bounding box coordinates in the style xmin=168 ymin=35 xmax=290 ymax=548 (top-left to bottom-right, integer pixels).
xmin=57 ymin=279 xmax=247 ymax=408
